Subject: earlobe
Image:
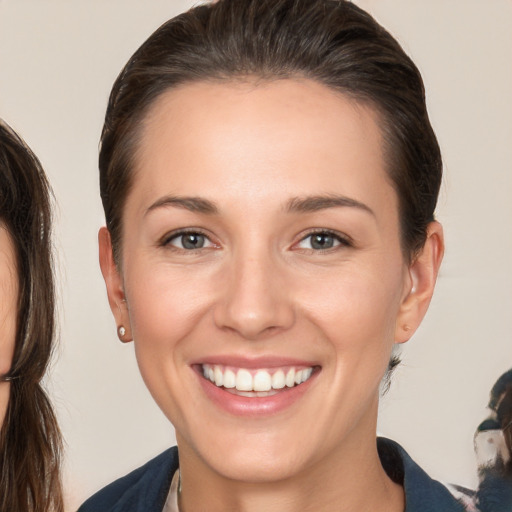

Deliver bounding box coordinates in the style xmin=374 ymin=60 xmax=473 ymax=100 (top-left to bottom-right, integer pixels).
xmin=98 ymin=227 xmax=133 ymax=342
xmin=395 ymin=221 xmax=444 ymax=344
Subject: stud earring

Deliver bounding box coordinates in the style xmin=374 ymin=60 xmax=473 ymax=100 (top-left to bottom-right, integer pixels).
xmin=118 ymin=326 xmax=126 ymax=337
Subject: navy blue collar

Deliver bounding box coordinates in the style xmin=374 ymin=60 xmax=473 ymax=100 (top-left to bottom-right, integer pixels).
xmin=378 ymin=438 xmax=466 ymax=512
xmin=79 ymin=439 xmax=466 ymax=511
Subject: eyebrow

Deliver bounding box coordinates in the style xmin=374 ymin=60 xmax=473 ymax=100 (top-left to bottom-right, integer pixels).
xmin=286 ymin=195 xmax=375 ymax=216
xmin=145 ymin=193 xmax=374 ymax=217
xmin=145 ymin=195 xmax=219 ymax=216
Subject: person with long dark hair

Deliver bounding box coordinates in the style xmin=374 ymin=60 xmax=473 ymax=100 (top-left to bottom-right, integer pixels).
xmin=0 ymin=120 xmax=63 ymax=512
xmin=81 ymin=0 xmax=468 ymax=510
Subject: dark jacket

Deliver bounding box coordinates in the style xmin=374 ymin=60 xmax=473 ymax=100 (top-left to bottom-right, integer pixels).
xmin=78 ymin=438 xmax=467 ymax=511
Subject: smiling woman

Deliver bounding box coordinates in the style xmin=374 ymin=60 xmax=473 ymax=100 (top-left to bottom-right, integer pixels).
xmin=79 ymin=1 xmax=466 ymax=511
xmin=0 ymin=120 xmax=63 ymax=511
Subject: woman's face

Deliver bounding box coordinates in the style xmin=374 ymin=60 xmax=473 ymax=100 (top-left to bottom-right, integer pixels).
xmin=101 ymin=79 xmax=442 ymax=482
xmin=0 ymin=224 xmax=18 ymax=427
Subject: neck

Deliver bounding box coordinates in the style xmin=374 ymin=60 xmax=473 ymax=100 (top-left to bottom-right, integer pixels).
xmin=177 ymin=427 xmax=404 ymax=512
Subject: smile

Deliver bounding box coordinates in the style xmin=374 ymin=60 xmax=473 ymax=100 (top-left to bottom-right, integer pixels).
xmin=201 ymin=364 xmax=314 ymax=396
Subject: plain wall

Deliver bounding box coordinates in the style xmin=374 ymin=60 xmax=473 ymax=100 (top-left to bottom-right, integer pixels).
xmin=0 ymin=1 xmax=511 ymax=509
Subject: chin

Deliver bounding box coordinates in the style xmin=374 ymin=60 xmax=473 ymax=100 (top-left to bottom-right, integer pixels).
xmin=208 ymin=447 xmax=309 ymax=484
xmin=180 ymin=424 xmax=316 ymax=483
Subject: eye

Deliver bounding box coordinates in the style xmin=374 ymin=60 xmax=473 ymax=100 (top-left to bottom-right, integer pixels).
xmin=164 ymin=231 xmax=213 ymax=250
xmin=296 ymin=231 xmax=350 ymax=251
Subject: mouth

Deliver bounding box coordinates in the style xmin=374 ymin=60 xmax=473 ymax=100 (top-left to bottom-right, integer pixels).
xmin=200 ymin=363 xmax=316 ymax=398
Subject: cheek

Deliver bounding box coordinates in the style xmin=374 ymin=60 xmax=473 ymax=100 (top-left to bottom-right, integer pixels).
xmin=0 ymin=382 xmax=10 ymax=428
xmin=122 ymin=264 xmax=211 ymax=422
xmin=0 ymin=302 xmax=17 ymax=375
xmin=295 ymin=262 xmax=405 ymax=403
xmin=0 ymin=340 xmax=15 ymax=375
xmin=298 ymin=263 xmax=405 ymax=347
xmin=317 ymin=272 xmax=404 ymax=399
xmin=0 ymin=312 xmax=16 ymax=430
xmin=123 ymin=260 xmax=216 ymax=360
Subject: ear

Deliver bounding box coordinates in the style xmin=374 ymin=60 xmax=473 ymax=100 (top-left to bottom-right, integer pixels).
xmin=98 ymin=227 xmax=132 ymax=343
xmin=395 ymin=221 xmax=444 ymax=344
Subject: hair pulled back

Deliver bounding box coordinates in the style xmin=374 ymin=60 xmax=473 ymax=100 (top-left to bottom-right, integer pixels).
xmin=0 ymin=120 xmax=63 ymax=512
xmin=100 ymin=0 xmax=442 ymax=265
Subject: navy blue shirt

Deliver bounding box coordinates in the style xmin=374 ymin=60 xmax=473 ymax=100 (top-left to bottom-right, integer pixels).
xmin=78 ymin=438 xmax=467 ymax=511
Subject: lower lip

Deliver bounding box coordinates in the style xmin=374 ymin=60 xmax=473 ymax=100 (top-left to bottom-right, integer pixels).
xmin=195 ymin=367 xmax=319 ymax=417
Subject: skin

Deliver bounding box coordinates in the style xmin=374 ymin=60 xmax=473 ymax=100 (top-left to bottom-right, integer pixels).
xmin=100 ymin=79 xmax=444 ymax=512
xmin=0 ymin=225 xmax=18 ymax=428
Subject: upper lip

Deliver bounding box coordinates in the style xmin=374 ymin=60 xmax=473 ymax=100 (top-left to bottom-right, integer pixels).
xmin=191 ymin=355 xmax=320 ymax=369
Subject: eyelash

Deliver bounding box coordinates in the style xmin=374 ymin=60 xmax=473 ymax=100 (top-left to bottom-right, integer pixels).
xmin=294 ymin=229 xmax=353 ymax=252
xmin=159 ymin=228 xmax=352 ymax=253
xmin=159 ymin=229 xmax=215 ymax=252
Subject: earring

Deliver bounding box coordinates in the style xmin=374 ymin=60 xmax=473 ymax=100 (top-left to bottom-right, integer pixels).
xmin=118 ymin=326 xmax=126 ymax=337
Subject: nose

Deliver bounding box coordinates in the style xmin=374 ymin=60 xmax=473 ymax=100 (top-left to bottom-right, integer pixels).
xmin=213 ymin=251 xmax=295 ymax=340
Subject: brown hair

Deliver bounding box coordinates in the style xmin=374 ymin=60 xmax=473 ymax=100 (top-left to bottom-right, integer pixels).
xmin=99 ymin=0 xmax=442 ymax=265
xmin=0 ymin=120 xmax=63 ymax=512
xmin=491 ymin=369 xmax=512 ymax=469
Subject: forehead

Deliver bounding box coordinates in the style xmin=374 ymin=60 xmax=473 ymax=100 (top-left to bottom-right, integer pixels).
xmin=130 ymin=78 xmax=396 ymax=216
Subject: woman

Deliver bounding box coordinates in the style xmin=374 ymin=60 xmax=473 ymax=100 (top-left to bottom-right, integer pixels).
xmin=81 ymin=0 xmax=466 ymax=510
xmin=0 ymin=120 xmax=63 ymax=511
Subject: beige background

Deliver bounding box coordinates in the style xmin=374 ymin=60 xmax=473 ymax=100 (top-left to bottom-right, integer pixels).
xmin=0 ymin=0 xmax=511 ymax=509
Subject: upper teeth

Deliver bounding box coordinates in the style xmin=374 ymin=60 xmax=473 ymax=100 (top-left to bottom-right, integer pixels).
xmin=202 ymin=364 xmax=313 ymax=392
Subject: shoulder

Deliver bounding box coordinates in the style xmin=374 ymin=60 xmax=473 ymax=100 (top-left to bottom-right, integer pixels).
xmin=377 ymin=438 xmax=468 ymax=512
xmin=78 ymin=447 xmax=179 ymax=512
